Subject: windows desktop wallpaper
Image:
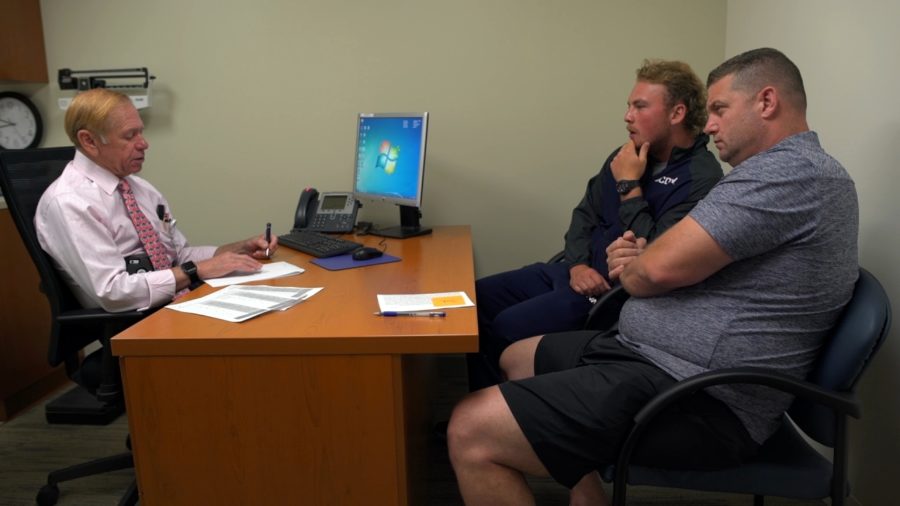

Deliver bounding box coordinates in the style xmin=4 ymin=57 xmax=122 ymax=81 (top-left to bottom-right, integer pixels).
xmin=354 ymin=116 xmax=425 ymax=201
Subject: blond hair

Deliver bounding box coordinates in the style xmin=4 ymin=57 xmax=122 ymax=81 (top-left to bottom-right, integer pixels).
xmin=636 ymin=59 xmax=707 ymax=137
xmin=65 ymin=88 xmax=132 ymax=149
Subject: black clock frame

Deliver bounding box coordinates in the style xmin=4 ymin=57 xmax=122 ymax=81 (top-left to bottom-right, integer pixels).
xmin=0 ymin=91 xmax=43 ymax=150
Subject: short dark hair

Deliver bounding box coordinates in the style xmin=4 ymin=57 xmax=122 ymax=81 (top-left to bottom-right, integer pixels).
xmin=707 ymin=48 xmax=807 ymax=112
xmin=636 ymin=59 xmax=707 ymax=137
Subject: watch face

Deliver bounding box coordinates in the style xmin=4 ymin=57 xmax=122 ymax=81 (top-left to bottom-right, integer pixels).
xmin=0 ymin=92 xmax=43 ymax=149
xmin=616 ymin=180 xmax=640 ymax=194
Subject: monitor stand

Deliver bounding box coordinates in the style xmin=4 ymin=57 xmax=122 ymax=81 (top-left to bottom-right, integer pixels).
xmin=371 ymin=205 xmax=432 ymax=239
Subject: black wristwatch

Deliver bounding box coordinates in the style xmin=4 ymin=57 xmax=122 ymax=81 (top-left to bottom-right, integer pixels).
xmin=181 ymin=261 xmax=201 ymax=286
xmin=615 ymin=179 xmax=641 ymax=195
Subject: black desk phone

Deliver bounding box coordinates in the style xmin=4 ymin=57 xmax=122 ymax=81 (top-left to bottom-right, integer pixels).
xmin=294 ymin=187 xmax=360 ymax=233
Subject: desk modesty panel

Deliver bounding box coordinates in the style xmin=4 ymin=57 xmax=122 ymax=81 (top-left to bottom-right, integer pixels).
xmin=112 ymin=225 xmax=477 ymax=505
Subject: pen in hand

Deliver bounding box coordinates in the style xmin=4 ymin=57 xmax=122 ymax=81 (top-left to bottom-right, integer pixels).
xmin=374 ymin=311 xmax=447 ymax=317
xmin=265 ymin=222 xmax=272 ymax=258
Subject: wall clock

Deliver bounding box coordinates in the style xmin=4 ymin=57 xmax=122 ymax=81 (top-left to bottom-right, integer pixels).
xmin=0 ymin=91 xmax=43 ymax=150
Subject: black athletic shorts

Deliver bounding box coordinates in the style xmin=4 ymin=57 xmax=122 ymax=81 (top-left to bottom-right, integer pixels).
xmin=499 ymin=330 xmax=758 ymax=489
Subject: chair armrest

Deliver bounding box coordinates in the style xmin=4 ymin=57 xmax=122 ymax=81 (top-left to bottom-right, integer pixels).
xmin=584 ymin=284 xmax=630 ymax=331
xmin=634 ymin=367 xmax=859 ymax=425
xmin=57 ymin=308 xmax=148 ymax=325
xmin=612 ymin=366 xmax=860 ymax=504
xmin=57 ymin=307 xmax=154 ymax=404
xmin=52 ymin=307 xmax=156 ymax=367
xmin=58 ymin=309 xmax=149 ymax=346
xmin=547 ymin=250 xmax=566 ymax=264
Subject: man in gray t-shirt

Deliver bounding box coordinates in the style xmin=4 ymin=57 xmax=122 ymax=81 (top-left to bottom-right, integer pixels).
xmin=617 ymin=129 xmax=858 ymax=444
xmin=448 ymin=48 xmax=859 ymax=506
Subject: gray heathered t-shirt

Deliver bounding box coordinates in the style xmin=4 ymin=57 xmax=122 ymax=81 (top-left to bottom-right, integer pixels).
xmin=616 ymin=131 xmax=859 ymax=444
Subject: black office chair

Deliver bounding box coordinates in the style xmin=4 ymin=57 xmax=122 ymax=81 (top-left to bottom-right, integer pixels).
xmin=594 ymin=268 xmax=891 ymax=506
xmin=0 ymin=147 xmax=148 ymax=506
xmin=583 ymin=283 xmax=629 ymax=331
xmin=546 ymin=249 xmax=566 ymax=264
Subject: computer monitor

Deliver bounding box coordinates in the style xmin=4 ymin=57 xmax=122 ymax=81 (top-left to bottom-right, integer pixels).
xmin=352 ymin=112 xmax=431 ymax=239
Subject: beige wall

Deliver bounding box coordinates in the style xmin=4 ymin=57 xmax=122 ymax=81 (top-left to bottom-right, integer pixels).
xmin=11 ymin=0 xmax=725 ymax=277
xmin=725 ymin=1 xmax=900 ymax=504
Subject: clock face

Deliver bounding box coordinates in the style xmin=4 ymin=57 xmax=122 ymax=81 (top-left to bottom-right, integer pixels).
xmin=0 ymin=92 xmax=43 ymax=150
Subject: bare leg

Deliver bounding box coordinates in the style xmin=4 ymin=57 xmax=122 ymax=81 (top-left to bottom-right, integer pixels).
xmin=499 ymin=335 xmax=543 ymax=380
xmin=448 ymin=386 xmax=550 ymax=505
xmin=570 ymin=471 xmax=609 ymax=506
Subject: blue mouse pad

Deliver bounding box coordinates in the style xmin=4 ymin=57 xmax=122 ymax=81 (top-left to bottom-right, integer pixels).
xmin=310 ymin=253 xmax=401 ymax=271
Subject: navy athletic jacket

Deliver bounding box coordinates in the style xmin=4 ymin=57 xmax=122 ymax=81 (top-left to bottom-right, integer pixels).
xmin=563 ymin=134 xmax=723 ymax=279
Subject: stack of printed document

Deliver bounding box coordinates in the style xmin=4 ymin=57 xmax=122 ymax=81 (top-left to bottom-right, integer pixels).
xmin=376 ymin=291 xmax=474 ymax=313
xmin=167 ymin=285 xmax=323 ymax=322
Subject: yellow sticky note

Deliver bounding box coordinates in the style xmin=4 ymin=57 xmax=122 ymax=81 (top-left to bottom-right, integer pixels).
xmin=431 ymin=295 xmax=465 ymax=307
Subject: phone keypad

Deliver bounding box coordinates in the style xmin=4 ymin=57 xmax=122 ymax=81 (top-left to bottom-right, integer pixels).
xmin=310 ymin=213 xmax=354 ymax=233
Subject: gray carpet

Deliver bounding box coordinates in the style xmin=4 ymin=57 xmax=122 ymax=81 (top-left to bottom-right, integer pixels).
xmin=0 ymin=400 xmax=133 ymax=505
xmin=0 ymin=355 xmax=824 ymax=505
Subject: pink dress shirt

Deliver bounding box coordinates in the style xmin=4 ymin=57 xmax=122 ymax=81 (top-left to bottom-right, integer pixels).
xmin=35 ymin=150 xmax=217 ymax=312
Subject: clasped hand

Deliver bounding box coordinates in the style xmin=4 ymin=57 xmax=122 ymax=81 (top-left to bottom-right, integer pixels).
xmin=569 ymin=264 xmax=611 ymax=297
xmin=606 ymin=230 xmax=647 ymax=281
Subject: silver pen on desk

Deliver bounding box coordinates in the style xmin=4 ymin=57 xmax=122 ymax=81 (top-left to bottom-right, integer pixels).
xmin=374 ymin=311 xmax=447 ymax=317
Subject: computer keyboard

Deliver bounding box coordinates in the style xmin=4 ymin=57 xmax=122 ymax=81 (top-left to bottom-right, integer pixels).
xmin=277 ymin=229 xmax=363 ymax=258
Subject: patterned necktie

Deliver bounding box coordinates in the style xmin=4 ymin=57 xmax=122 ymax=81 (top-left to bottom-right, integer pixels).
xmin=118 ymin=178 xmax=171 ymax=272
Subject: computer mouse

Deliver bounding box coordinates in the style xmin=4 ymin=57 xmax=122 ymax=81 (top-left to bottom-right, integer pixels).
xmin=352 ymin=247 xmax=384 ymax=261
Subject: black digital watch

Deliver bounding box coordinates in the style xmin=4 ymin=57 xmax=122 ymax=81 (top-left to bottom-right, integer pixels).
xmin=615 ymin=179 xmax=641 ymax=195
xmin=181 ymin=261 xmax=201 ymax=286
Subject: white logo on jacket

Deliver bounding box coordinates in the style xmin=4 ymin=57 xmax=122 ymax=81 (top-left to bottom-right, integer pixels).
xmin=655 ymin=176 xmax=678 ymax=185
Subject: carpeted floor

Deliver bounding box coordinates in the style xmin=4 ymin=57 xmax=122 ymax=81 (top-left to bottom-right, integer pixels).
xmin=0 ymin=355 xmax=825 ymax=505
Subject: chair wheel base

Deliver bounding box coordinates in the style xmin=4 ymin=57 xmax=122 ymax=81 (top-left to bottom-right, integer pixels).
xmin=36 ymin=484 xmax=60 ymax=506
xmin=45 ymin=384 xmax=124 ymax=425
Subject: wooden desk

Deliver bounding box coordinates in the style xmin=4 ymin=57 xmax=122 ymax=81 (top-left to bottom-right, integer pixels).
xmin=112 ymin=226 xmax=477 ymax=505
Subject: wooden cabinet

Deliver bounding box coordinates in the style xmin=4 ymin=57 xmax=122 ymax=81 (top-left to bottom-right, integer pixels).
xmin=0 ymin=208 xmax=67 ymax=420
xmin=0 ymin=0 xmax=49 ymax=83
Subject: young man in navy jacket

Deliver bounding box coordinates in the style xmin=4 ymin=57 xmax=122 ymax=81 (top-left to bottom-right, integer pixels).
xmin=470 ymin=59 xmax=723 ymax=390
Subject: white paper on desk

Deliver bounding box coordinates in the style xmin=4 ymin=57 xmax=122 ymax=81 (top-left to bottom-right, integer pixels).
xmin=167 ymin=285 xmax=323 ymax=322
xmin=234 ymin=285 xmax=322 ymax=311
xmin=377 ymin=291 xmax=474 ymax=312
xmin=204 ymin=261 xmax=304 ymax=287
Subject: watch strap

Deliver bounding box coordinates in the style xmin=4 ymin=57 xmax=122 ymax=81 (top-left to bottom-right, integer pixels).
xmin=616 ymin=179 xmax=641 ymax=195
xmin=181 ymin=261 xmax=201 ymax=286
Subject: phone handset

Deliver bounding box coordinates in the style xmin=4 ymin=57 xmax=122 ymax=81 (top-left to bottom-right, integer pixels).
xmin=293 ymin=187 xmax=360 ymax=233
xmin=294 ymin=187 xmax=319 ymax=230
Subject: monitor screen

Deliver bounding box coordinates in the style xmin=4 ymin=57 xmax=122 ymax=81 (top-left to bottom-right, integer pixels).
xmin=353 ymin=112 xmax=428 ymax=209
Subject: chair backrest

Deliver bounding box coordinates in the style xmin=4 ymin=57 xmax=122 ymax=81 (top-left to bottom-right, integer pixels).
xmin=0 ymin=147 xmax=90 ymax=366
xmin=788 ymin=267 xmax=892 ymax=445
